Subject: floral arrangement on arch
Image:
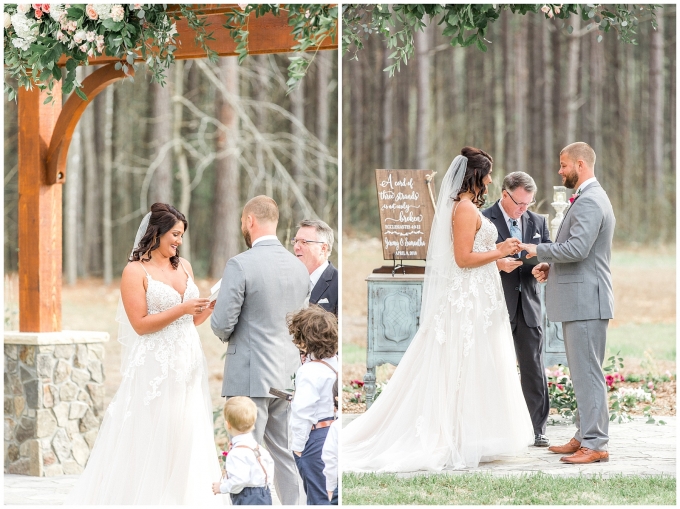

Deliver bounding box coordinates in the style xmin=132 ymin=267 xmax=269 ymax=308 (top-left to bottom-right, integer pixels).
xmin=4 ymin=3 xmax=183 ymax=101
xmin=4 ymin=3 xmax=338 ymax=101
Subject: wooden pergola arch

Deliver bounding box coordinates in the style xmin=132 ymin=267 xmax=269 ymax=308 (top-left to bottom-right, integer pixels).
xmin=16 ymin=4 xmax=337 ymax=332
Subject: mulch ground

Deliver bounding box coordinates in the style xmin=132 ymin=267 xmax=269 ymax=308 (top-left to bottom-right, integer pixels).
xmin=342 ymin=379 xmax=676 ymax=416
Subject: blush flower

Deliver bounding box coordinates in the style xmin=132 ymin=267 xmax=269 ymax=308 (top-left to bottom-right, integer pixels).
xmin=85 ymin=4 xmax=98 ymax=20
xmin=110 ymin=4 xmax=125 ymax=22
xmin=17 ymin=4 xmax=32 ymax=15
xmin=73 ymin=29 xmax=86 ymax=43
xmin=4 ymin=12 xmax=11 ymax=29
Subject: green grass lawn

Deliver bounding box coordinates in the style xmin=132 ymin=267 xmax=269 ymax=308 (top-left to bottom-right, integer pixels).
xmin=607 ymin=322 xmax=676 ymax=362
xmin=342 ymin=472 xmax=676 ymax=505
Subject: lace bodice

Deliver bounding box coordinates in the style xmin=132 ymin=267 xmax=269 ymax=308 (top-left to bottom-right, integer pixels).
xmin=144 ymin=274 xmax=198 ymax=332
xmin=471 ymin=210 xmax=499 ymax=253
xmin=121 ymin=264 xmax=204 ymax=405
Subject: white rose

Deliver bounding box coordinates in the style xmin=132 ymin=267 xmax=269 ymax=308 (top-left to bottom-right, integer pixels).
xmin=86 ymin=31 xmax=95 ymax=42
xmin=17 ymin=4 xmax=31 ymax=15
xmin=73 ymin=29 xmax=86 ymax=43
xmin=93 ymin=4 xmax=113 ymax=20
xmin=4 ymin=12 xmax=11 ymax=29
xmin=110 ymin=5 xmax=125 ymax=22
xmin=11 ymin=12 xmax=38 ymax=42
xmin=12 ymin=37 xmax=31 ymax=50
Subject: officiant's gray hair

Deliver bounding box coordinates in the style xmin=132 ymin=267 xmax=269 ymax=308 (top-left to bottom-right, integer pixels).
xmin=296 ymin=219 xmax=334 ymax=256
xmin=502 ymin=172 xmax=537 ymax=194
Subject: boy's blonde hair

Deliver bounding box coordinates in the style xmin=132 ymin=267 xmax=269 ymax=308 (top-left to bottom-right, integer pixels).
xmin=223 ymin=396 xmax=258 ymax=433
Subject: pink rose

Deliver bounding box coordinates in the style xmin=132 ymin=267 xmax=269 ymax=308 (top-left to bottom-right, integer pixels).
xmin=557 ymin=384 xmax=564 ymax=390
xmin=569 ymin=194 xmax=577 ymax=203
xmin=540 ymin=5 xmax=550 ymax=14
xmin=86 ymin=4 xmax=98 ymax=20
xmin=554 ymin=6 xmax=561 ymax=14
xmin=34 ymin=9 xmax=43 ymax=18
xmin=648 ymin=381 xmax=654 ymax=390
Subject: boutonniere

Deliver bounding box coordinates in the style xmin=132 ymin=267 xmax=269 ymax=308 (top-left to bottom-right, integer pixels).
xmin=569 ymin=193 xmax=578 ymax=204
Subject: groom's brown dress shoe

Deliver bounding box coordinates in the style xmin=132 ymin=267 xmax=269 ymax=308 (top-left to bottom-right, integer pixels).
xmin=560 ymin=447 xmax=609 ymax=464
xmin=548 ymin=437 xmax=581 ymax=454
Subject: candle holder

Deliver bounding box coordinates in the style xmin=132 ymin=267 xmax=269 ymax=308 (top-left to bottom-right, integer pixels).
xmin=550 ymin=185 xmax=569 ymax=240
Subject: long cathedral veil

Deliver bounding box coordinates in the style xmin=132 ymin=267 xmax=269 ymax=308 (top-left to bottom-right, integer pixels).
xmin=419 ymin=155 xmax=467 ymax=324
xmin=116 ymin=211 xmax=151 ymax=373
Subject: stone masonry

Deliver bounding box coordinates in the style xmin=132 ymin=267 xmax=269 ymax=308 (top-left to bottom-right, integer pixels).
xmin=4 ymin=331 xmax=109 ymax=476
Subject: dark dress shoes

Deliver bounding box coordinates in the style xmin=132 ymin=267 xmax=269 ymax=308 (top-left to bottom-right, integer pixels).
xmin=534 ymin=434 xmax=550 ymax=447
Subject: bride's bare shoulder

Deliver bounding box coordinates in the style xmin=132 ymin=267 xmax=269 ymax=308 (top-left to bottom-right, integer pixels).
xmin=122 ymin=260 xmax=146 ymax=280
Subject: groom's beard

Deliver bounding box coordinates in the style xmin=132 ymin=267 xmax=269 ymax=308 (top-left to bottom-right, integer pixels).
xmin=563 ymin=169 xmax=579 ymax=189
xmin=242 ymin=228 xmax=252 ymax=248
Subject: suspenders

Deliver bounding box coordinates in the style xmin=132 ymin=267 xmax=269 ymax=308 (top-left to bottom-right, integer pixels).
xmin=311 ymin=359 xmax=338 ymax=376
xmin=233 ymin=444 xmax=268 ymax=485
xmin=309 ymin=360 xmax=338 ymax=430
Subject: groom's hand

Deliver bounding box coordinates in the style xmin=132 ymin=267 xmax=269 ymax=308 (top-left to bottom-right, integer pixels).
xmin=521 ymin=243 xmax=538 ymax=258
xmin=212 ymin=482 xmax=221 ymax=495
xmin=496 ymin=257 xmax=522 ymax=273
xmin=532 ymin=263 xmax=550 ymax=282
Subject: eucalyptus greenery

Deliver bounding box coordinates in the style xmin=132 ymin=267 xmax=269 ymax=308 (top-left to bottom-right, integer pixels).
xmin=4 ymin=3 xmax=337 ymax=101
xmin=342 ymin=4 xmax=660 ymax=76
xmin=224 ymin=4 xmax=338 ymax=89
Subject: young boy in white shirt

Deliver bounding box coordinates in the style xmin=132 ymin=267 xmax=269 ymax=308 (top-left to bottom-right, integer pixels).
xmin=288 ymin=305 xmax=338 ymax=506
xmin=211 ymin=397 xmax=275 ymax=505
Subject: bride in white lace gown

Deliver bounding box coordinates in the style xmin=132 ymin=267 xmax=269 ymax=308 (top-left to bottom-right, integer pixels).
xmin=66 ymin=204 xmax=221 ymax=504
xmin=343 ymin=148 xmax=534 ymax=473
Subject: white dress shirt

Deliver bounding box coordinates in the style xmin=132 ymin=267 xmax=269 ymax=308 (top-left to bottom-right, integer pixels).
xmin=310 ymin=260 xmax=329 ymax=290
xmin=321 ymin=418 xmax=339 ymax=492
xmin=576 ymin=177 xmax=598 ymax=195
xmin=290 ymin=355 xmax=338 ymax=452
xmin=251 ymin=234 xmax=279 ymax=247
xmin=498 ymin=199 xmax=522 ymax=237
xmin=219 ymin=432 xmax=275 ymax=494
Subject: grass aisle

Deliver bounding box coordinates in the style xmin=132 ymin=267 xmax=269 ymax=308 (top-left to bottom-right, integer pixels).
xmin=342 ymin=472 xmax=676 ymax=505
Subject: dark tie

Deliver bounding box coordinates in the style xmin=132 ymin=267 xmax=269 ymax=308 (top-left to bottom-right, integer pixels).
xmin=509 ymin=219 xmax=522 ymax=292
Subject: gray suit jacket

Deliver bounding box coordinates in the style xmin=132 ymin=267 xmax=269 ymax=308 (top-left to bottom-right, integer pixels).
xmin=536 ymin=182 xmax=615 ymax=322
xmin=211 ymin=238 xmax=310 ymax=398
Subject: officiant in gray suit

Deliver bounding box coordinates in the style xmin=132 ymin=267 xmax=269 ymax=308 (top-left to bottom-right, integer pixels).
xmin=482 ymin=171 xmax=552 ymax=448
xmin=523 ymin=142 xmax=615 ymax=465
xmin=211 ymin=195 xmax=310 ymax=504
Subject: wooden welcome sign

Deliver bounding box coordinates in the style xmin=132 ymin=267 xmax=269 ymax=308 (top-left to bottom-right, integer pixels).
xmin=375 ymin=169 xmax=436 ymax=261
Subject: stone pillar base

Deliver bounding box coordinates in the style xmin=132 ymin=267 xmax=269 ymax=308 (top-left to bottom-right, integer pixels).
xmin=4 ymin=331 xmax=109 ymax=476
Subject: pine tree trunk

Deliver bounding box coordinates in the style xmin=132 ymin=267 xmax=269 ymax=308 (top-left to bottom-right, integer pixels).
xmin=149 ymin=80 xmax=173 ymax=205
xmin=210 ymin=57 xmax=241 ymax=279
xmin=82 ymin=67 xmax=99 ymax=278
xmin=65 ymin=110 xmax=82 ymax=286
xmin=315 ymin=51 xmax=330 ymax=214
xmin=649 ymin=8 xmax=665 ymax=233
xmin=382 ymin=46 xmax=394 ymax=170
xmin=415 ymin=26 xmax=431 ymax=170
xmin=172 ymin=61 xmax=192 ymax=261
xmin=102 ymin=85 xmax=114 ymax=284
xmin=542 ymin=20 xmax=555 ymax=208
xmin=565 ymin=14 xmax=581 ymax=144
xmin=515 ymin=19 xmax=528 ymax=173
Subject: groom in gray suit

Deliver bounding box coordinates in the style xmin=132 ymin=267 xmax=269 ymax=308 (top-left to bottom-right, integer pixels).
xmin=211 ymin=195 xmax=310 ymax=504
xmin=523 ymin=142 xmax=615 ymax=464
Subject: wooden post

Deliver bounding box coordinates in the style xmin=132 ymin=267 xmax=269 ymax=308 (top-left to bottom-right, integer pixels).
xmin=18 ymin=84 xmax=63 ymax=332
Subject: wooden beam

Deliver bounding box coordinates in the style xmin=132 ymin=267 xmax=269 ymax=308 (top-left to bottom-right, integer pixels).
xmin=62 ymin=9 xmax=337 ymax=66
xmin=46 ymin=64 xmax=130 ymax=184
xmin=18 ymin=85 xmax=63 ymax=332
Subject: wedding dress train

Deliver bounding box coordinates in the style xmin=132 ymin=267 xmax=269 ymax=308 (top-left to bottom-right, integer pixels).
xmin=65 ymin=267 xmax=221 ymax=504
xmin=342 ymin=209 xmax=534 ymax=473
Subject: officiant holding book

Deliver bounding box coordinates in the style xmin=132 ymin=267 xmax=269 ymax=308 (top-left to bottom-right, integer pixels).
xmin=482 ymin=171 xmax=552 ymax=447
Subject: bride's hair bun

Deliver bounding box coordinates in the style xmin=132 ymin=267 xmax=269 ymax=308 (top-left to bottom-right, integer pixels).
xmin=129 ymin=203 xmax=188 ymax=269
xmin=457 ymin=147 xmax=493 ymax=207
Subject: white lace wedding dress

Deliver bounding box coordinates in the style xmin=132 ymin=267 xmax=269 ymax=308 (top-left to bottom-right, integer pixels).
xmin=343 ymin=209 xmax=534 ymax=472
xmin=66 ymin=266 xmax=222 ymax=504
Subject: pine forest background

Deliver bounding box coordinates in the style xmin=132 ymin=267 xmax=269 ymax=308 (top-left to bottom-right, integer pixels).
xmin=342 ymin=7 xmax=676 ymax=244
xmin=4 ymin=52 xmax=339 ymax=281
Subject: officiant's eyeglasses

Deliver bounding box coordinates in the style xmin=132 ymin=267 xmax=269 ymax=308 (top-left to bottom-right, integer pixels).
xmin=291 ymin=238 xmax=326 ymax=246
xmin=504 ymin=190 xmax=536 ymax=208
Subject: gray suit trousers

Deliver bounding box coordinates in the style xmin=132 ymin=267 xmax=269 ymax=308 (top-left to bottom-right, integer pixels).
xmin=248 ymin=397 xmax=301 ymax=505
xmin=562 ymin=319 xmax=610 ymax=451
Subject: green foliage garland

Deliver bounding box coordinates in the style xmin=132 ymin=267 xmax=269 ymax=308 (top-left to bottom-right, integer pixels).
xmin=4 ymin=3 xmax=338 ymax=101
xmin=342 ymin=4 xmax=660 ymax=76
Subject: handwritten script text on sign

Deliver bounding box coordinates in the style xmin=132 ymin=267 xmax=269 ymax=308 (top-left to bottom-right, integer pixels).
xmin=375 ymin=169 xmax=435 ymax=260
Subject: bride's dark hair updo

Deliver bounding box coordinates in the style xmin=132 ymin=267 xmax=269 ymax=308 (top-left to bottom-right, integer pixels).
xmin=129 ymin=203 xmax=188 ymax=269
xmin=455 ymin=146 xmax=493 ymax=207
